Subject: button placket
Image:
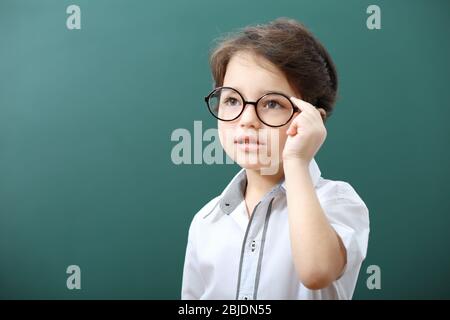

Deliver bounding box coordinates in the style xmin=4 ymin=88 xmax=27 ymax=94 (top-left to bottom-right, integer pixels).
xmin=236 ymin=196 xmax=276 ymax=300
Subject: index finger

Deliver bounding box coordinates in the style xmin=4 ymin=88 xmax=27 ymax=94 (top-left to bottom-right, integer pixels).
xmin=290 ymin=97 xmax=319 ymax=114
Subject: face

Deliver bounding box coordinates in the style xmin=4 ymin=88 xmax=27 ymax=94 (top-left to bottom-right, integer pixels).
xmin=218 ymin=51 xmax=300 ymax=175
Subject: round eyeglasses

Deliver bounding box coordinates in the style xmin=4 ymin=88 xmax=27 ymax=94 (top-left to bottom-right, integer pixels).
xmin=204 ymin=87 xmax=300 ymax=127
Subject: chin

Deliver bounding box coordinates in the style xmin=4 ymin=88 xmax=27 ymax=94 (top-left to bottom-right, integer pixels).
xmin=235 ymin=161 xmax=264 ymax=170
xmin=230 ymin=149 xmax=282 ymax=175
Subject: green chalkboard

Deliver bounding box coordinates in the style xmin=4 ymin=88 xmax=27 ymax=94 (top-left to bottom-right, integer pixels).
xmin=1 ymin=0 xmax=449 ymax=299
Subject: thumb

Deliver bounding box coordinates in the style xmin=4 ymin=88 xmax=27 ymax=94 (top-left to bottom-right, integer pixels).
xmin=286 ymin=120 xmax=298 ymax=136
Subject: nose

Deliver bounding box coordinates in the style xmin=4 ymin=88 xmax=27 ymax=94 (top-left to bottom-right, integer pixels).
xmin=239 ymin=102 xmax=261 ymax=129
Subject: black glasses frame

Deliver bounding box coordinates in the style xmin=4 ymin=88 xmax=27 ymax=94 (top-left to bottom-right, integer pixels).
xmin=204 ymin=86 xmax=301 ymax=128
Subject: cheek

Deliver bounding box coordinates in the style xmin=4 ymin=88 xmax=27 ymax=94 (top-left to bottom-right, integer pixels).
xmin=266 ymin=128 xmax=289 ymax=156
xmin=277 ymin=128 xmax=289 ymax=151
xmin=218 ymin=122 xmax=235 ymax=150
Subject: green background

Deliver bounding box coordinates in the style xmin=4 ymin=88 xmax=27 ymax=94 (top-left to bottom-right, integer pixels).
xmin=1 ymin=0 xmax=449 ymax=299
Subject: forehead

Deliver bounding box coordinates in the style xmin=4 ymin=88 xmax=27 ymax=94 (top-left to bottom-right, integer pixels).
xmin=223 ymin=51 xmax=295 ymax=97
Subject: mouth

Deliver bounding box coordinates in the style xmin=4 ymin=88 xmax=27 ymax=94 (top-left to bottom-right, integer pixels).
xmin=234 ymin=135 xmax=265 ymax=145
xmin=234 ymin=135 xmax=265 ymax=152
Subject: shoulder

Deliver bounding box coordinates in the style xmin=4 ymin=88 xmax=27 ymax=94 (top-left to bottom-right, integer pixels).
xmin=198 ymin=195 xmax=222 ymax=218
xmin=188 ymin=195 xmax=222 ymax=230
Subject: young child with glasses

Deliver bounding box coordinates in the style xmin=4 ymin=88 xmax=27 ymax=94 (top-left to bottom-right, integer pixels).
xmin=182 ymin=18 xmax=370 ymax=300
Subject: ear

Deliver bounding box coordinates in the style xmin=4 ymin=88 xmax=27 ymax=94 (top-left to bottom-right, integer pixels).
xmin=318 ymin=108 xmax=327 ymax=121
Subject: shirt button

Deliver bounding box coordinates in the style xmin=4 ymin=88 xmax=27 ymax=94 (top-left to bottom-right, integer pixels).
xmin=250 ymin=240 xmax=257 ymax=252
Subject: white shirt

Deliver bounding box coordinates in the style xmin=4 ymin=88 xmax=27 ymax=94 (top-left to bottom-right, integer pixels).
xmin=181 ymin=158 xmax=370 ymax=300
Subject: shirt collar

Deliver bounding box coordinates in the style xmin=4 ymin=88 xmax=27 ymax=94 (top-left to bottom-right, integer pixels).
xmin=219 ymin=158 xmax=322 ymax=215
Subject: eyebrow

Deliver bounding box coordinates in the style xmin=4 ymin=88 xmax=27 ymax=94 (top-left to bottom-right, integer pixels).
xmin=228 ymin=86 xmax=291 ymax=99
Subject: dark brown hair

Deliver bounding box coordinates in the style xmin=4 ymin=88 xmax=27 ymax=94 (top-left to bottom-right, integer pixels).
xmin=209 ymin=18 xmax=338 ymax=119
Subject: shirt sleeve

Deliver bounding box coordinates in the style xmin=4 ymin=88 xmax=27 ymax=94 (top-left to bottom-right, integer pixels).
xmin=181 ymin=215 xmax=204 ymax=300
xmin=321 ymin=181 xmax=370 ymax=300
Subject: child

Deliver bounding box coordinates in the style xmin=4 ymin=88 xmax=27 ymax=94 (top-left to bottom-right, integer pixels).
xmin=181 ymin=18 xmax=370 ymax=300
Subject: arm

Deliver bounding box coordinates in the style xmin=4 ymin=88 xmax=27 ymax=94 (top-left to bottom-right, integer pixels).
xmin=284 ymin=159 xmax=346 ymax=290
xmin=282 ymin=97 xmax=346 ymax=290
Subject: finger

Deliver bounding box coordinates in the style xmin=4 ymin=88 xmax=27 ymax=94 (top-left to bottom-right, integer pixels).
xmin=287 ymin=112 xmax=313 ymax=136
xmin=290 ymin=97 xmax=314 ymax=111
xmin=286 ymin=120 xmax=298 ymax=136
xmin=305 ymin=103 xmax=323 ymax=120
xmin=293 ymin=105 xmax=316 ymax=124
xmin=291 ymin=97 xmax=321 ymax=119
xmin=286 ymin=113 xmax=306 ymax=135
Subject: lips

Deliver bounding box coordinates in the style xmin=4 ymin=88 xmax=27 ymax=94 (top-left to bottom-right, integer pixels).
xmin=234 ymin=135 xmax=264 ymax=145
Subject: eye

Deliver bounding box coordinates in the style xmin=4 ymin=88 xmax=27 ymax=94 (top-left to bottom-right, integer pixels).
xmin=223 ymin=97 xmax=241 ymax=107
xmin=264 ymin=100 xmax=282 ymax=109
